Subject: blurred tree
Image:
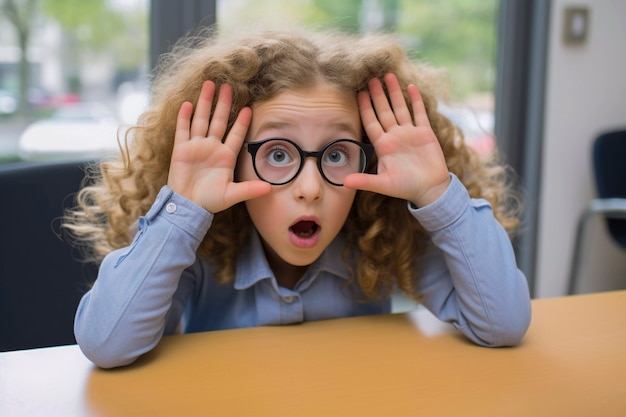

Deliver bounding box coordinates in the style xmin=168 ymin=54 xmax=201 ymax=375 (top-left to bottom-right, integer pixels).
xmin=112 ymin=8 xmax=148 ymax=77
xmin=305 ymin=0 xmax=363 ymax=32
xmin=301 ymin=0 xmax=495 ymax=100
xmin=0 ymin=0 xmax=146 ymax=114
xmin=40 ymin=0 xmax=126 ymax=96
xmin=218 ymin=0 xmax=496 ymax=102
xmin=40 ymin=0 xmax=124 ymax=51
xmin=399 ymin=0 xmax=497 ymax=99
xmin=0 ymin=0 xmax=37 ymax=115
xmin=307 ymin=0 xmax=400 ymax=32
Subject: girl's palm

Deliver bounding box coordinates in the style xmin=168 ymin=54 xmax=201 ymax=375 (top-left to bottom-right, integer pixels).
xmin=345 ymin=73 xmax=450 ymax=207
xmin=167 ymin=82 xmax=271 ymax=213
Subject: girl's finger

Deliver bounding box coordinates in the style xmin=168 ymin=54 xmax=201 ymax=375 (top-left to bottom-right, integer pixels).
xmin=384 ymin=73 xmax=412 ymax=125
xmin=223 ymin=106 xmax=252 ymax=154
xmin=358 ymin=91 xmax=384 ymax=140
xmin=190 ymin=81 xmax=216 ymax=138
xmin=207 ymin=83 xmax=233 ymax=142
xmin=408 ymin=84 xmax=432 ymax=128
xmin=173 ymin=101 xmax=193 ymax=145
xmin=224 ymin=180 xmax=272 ymax=208
xmin=343 ymin=172 xmax=386 ymax=195
xmin=368 ymin=77 xmax=397 ymax=130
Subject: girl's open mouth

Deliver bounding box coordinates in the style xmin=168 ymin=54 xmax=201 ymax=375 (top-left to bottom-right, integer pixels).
xmin=289 ymin=220 xmax=321 ymax=248
xmin=291 ymin=221 xmax=318 ymax=237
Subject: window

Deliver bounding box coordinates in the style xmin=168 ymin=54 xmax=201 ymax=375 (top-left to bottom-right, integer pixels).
xmin=0 ymin=0 xmax=149 ymax=162
xmin=218 ymin=0 xmax=499 ymax=154
xmin=0 ymin=0 xmax=499 ymax=161
xmin=0 ymin=0 xmax=498 ymax=163
xmin=0 ymin=0 xmax=547 ymax=293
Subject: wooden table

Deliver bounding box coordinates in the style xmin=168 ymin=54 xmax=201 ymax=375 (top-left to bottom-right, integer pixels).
xmin=2 ymin=291 xmax=626 ymax=416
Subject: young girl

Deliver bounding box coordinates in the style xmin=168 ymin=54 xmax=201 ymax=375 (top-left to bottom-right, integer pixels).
xmin=66 ymin=28 xmax=531 ymax=368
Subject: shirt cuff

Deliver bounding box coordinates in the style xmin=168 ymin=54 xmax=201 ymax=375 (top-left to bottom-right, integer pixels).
xmin=407 ymin=173 xmax=471 ymax=232
xmin=143 ymin=185 xmax=213 ymax=240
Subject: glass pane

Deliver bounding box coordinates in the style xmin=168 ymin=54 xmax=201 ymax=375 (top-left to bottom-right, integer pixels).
xmin=0 ymin=0 xmax=149 ymax=163
xmin=218 ymin=0 xmax=497 ymax=155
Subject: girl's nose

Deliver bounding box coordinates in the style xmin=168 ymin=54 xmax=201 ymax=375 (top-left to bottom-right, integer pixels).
xmin=293 ymin=159 xmax=323 ymax=201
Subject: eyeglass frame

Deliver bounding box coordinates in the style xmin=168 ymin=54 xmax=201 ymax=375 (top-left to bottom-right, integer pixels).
xmin=245 ymin=137 xmax=376 ymax=186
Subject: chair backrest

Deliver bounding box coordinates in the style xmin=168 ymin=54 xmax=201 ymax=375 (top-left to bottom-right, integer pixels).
xmin=593 ymin=130 xmax=626 ymax=248
xmin=0 ymin=160 xmax=97 ymax=351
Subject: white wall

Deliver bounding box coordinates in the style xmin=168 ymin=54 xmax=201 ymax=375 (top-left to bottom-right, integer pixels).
xmin=535 ymin=0 xmax=626 ymax=297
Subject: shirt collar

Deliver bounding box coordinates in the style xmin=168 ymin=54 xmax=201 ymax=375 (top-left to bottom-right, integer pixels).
xmin=233 ymin=230 xmax=353 ymax=291
xmin=233 ymin=231 xmax=274 ymax=290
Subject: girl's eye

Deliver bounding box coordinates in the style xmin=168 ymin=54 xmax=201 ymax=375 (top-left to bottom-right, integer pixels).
xmin=324 ymin=146 xmax=349 ymax=166
xmin=267 ymin=147 xmax=293 ymax=166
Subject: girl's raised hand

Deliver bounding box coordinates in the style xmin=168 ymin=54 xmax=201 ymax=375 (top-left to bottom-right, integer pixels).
xmin=344 ymin=73 xmax=450 ymax=208
xmin=167 ymin=81 xmax=271 ymax=213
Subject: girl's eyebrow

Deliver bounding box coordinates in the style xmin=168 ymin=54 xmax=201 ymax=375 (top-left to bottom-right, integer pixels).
xmin=254 ymin=120 xmax=360 ymax=138
xmin=254 ymin=121 xmax=293 ymax=136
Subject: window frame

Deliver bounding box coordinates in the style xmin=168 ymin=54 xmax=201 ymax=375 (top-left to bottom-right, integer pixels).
xmin=150 ymin=0 xmax=550 ymax=295
xmin=149 ymin=0 xmax=216 ymax=69
xmin=494 ymin=0 xmax=550 ymax=295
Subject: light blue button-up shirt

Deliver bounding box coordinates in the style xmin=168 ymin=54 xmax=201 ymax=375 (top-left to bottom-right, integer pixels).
xmin=74 ymin=175 xmax=531 ymax=368
xmin=176 ymin=229 xmax=388 ymax=334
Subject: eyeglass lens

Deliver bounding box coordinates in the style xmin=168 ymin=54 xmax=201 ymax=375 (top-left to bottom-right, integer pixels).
xmin=252 ymin=139 xmax=369 ymax=185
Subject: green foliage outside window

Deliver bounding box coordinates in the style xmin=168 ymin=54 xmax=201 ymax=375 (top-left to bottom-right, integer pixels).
xmin=219 ymin=0 xmax=497 ymax=102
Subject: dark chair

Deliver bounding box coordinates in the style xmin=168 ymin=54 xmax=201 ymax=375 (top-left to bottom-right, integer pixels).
xmin=568 ymin=130 xmax=626 ymax=294
xmin=0 ymin=160 xmax=97 ymax=351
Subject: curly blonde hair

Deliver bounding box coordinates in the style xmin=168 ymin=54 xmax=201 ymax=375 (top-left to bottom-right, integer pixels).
xmin=63 ymin=27 xmax=521 ymax=302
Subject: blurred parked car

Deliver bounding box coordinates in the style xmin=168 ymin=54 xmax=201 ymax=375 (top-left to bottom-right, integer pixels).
xmin=0 ymin=90 xmax=18 ymax=116
xmin=18 ymin=102 xmax=122 ymax=161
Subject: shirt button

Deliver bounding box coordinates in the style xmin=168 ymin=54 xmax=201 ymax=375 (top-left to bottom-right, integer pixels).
xmin=165 ymin=202 xmax=177 ymax=213
xmin=283 ymin=296 xmax=296 ymax=304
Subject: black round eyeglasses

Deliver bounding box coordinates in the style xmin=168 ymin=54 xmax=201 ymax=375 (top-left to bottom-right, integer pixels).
xmin=246 ymin=138 xmax=375 ymax=186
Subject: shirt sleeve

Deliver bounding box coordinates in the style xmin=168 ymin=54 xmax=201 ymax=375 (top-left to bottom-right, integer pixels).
xmin=409 ymin=174 xmax=531 ymax=347
xmin=74 ymin=186 xmax=213 ymax=368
